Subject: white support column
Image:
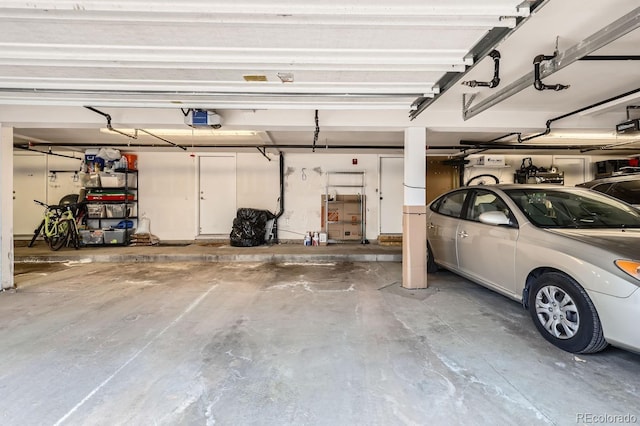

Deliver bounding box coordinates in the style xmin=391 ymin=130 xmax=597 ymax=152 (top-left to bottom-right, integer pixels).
xmin=0 ymin=124 xmax=15 ymax=290
xmin=402 ymin=127 xmax=427 ymax=289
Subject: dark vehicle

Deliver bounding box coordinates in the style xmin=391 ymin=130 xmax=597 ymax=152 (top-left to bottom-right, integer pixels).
xmin=577 ymin=172 xmax=640 ymax=208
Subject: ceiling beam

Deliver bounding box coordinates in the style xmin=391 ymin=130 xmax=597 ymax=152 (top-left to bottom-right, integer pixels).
xmin=0 ymin=79 xmax=439 ymax=96
xmin=0 ymin=10 xmax=521 ymax=28
xmin=462 ymin=6 xmax=640 ymax=121
xmin=0 ymin=45 xmax=472 ymax=67
xmin=0 ymin=92 xmax=423 ymax=110
xmin=0 ymin=2 xmax=530 ymax=19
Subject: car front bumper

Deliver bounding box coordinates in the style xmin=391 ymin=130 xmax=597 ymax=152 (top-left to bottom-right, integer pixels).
xmin=589 ymin=287 xmax=640 ymax=353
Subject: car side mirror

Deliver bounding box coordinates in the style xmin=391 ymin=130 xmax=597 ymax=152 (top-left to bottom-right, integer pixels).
xmin=479 ymin=211 xmax=511 ymax=226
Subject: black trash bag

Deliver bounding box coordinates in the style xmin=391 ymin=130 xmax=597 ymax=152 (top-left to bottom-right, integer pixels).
xmin=230 ymin=208 xmax=275 ymax=247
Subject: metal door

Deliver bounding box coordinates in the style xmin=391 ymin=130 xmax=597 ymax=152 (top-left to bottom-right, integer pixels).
xmin=198 ymin=155 xmax=236 ymax=235
xmin=379 ymin=157 xmax=404 ymax=234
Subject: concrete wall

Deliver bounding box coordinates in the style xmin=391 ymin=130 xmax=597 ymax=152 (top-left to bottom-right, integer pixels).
xmin=14 ymin=150 xmax=389 ymax=242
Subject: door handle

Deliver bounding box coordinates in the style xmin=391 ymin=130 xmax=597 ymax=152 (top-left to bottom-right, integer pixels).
xmin=458 ymin=230 xmax=468 ymax=238
xmin=428 ymin=223 xmax=435 ymax=229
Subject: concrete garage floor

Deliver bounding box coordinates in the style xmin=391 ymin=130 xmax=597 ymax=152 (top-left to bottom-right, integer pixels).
xmin=3 ymin=259 xmax=640 ymax=425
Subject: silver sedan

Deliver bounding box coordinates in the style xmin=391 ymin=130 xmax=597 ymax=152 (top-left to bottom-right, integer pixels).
xmin=427 ymin=184 xmax=640 ymax=354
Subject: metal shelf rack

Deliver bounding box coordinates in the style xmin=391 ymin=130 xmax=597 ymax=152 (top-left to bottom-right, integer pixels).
xmin=324 ymin=171 xmax=366 ymax=244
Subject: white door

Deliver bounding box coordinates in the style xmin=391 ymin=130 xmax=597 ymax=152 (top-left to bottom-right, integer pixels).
xmin=380 ymin=157 xmax=404 ymax=234
xmin=199 ymin=155 xmax=236 ymax=235
xmin=553 ymin=157 xmax=586 ymax=186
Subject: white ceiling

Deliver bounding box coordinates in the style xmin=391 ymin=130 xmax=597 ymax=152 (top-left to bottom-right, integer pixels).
xmin=0 ymin=0 xmax=639 ymax=156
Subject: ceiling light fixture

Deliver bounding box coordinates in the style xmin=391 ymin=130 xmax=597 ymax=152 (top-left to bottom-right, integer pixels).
xmin=542 ymin=131 xmax=640 ymax=140
xmin=99 ymin=128 xmax=258 ymax=137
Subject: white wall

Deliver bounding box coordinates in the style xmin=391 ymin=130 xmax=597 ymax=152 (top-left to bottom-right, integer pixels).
xmin=14 ymin=150 xmax=390 ymax=242
xmin=135 ymin=151 xmax=382 ymax=241
xmin=13 ymin=150 xmax=83 ymax=236
xmin=279 ymin=153 xmax=379 ymax=240
xmin=136 ymin=151 xmax=198 ymax=240
xmin=464 ymin=154 xmax=604 ymax=186
xmin=236 ymin=153 xmax=280 ymax=211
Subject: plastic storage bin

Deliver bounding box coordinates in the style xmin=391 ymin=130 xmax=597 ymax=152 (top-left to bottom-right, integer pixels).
xmin=86 ymin=191 xmax=135 ymax=201
xmin=87 ymin=204 xmax=106 ymax=218
xmin=81 ymin=173 xmax=101 ymax=188
xmin=80 ymin=229 xmax=104 ymax=245
xmin=100 ymin=172 xmax=136 ymax=188
xmin=103 ymin=229 xmax=126 ymax=244
xmin=105 ymin=204 xmax=128 ymax=218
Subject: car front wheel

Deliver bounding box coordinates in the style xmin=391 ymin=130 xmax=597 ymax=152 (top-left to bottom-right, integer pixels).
xmin=528 ymin=272 xmax=608 ymax=354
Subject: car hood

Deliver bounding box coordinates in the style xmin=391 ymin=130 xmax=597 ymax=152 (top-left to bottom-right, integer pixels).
xmin=547 ymin=228 xmax=640 ymax=260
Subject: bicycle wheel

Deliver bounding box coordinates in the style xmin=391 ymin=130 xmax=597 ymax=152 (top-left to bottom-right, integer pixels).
xmin=48 ymin=220 xmax=70 ymax=251
xmin=466 ymin=174 xmax=500 ymax=186
xmin=28 ymin=219 xmax=45 ymax=247
xmin=69 ymin=221 xmax=81 ymax=250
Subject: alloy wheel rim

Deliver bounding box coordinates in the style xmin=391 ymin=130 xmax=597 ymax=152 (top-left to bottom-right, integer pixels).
xmin=535 ymin=285 xmax=580 ymax=340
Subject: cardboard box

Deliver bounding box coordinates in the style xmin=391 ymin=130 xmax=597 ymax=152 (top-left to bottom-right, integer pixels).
xmin=343 ymin=224 xmax=362 ymax=240
xmin=345 ymin=214 xmax=362 ymax=225
xmin=321 ymin=202 xmax=343 ymax=227
xmin=319 ymin=232 xmax=328 ymax=246
xmin=327 ymin=223 xmax=343 ymax=240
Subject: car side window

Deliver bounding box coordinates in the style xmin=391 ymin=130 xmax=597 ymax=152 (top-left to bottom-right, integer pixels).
xmin=591 ymin=183 xmax=613 ymax=194
xmin=435 ymin=191 xmax=468 ymax=218
xmin=608 ymin=181 xmax=640 ymax=205
xmin=468 ymin=190 xmax=511 ymax=222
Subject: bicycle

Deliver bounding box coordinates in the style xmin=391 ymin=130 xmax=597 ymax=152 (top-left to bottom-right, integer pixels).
xmin=28 ymin=200 xmax=82 ymax=250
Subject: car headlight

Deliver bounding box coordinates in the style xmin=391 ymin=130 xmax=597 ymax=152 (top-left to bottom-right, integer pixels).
xmin=614 ymin=260 xmax=640 ymax=281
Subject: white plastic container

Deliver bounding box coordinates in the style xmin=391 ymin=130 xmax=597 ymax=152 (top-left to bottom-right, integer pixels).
xmin=100 ymin=172 xmax=136 ymax=188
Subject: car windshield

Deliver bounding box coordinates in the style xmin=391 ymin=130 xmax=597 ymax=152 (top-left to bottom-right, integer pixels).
xmin=505 ymin=188 xmax=640 ymax=228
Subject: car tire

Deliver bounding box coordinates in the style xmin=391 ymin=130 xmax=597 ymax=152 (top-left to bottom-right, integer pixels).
xmin=427 ymin=242 xmax=439 ymax=273
xmin=528 ymin=272 xmax=608 ymax=354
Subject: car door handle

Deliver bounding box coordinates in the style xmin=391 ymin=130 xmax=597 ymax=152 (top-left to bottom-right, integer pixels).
xmin=428 ymin=223 xmax=435 ymax=229
xmin=458 ymin=230 xmax=468 ymax=238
